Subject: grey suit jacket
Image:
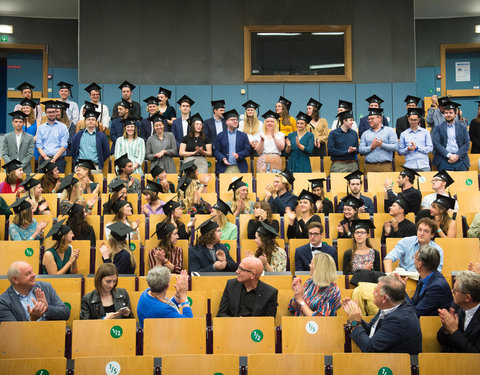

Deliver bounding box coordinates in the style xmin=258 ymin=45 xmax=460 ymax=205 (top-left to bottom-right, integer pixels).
xmin=2 ymin=131 xmax=35 ymax=174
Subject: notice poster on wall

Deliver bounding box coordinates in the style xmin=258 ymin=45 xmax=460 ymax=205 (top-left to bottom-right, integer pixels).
xmin=455 ymin=61 xmax=470 ymax=82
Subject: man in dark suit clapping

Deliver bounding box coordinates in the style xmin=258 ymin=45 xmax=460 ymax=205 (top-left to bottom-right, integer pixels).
xmin=295 ymin=222 xmax=338 ymax=270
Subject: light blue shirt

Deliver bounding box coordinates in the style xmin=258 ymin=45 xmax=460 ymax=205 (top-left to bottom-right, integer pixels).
xmin=215 ymin=118 xmax=223 ymax=135
xmin=35 ymin=120 xmax=69 ymax=157
xmin=385 ymin=236 xmax=443 ymax=272
xmin=61 ymin=99 xmax=80 ymax=125
xmin=78 ymin=128 xmax=98 ymax=163
xmin=398 ymin=127 xmax=433 ymax=170
xmin=227 ymin=129 xmax=237 ymax=165
xmin=359 ymin=126 xmax=398 ymax=163
xmin=446 ymin=122 xmax=459 ymax=155
xmin=13 ymin=286 xmax=45 ymax=321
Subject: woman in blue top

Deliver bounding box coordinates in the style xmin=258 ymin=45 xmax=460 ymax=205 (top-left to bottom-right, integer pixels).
xmin=8 ymin=197 xmax=48 ymax=241
xmin=285 ymin=111 xmax=315 ymax=173
xmin=137 ymin=267 xmax=192 ymax=328
xmin=20 ymin=98 xmax=40 ymax=160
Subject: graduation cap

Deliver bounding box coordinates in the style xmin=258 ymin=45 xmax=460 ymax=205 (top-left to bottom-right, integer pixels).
xmin=19 ymin=175 xmax=41 ymax=191
xmin=308 ymin=178 xmax=326 ymax=190
xmin=105 ymin=198 xmax=130 ymax=215
xmin=114 ymin=154 xmax=132 ymax=169
xmin=84 ymin=82 xmax=102 ymax=93
xmin=242 ymin=100 xmax=260 ymax=110
xmin=177 ymin=95 xmax=195 ymax=106
xmin=177 ymin=175 xmax=193 ymax=193
xmin=144 ymin=179 xmax=163 ymax=194
xmin=432 ymin=194 xmax=456 ymax=210
xmin=39 ymin=159 xmax=56 ymax=173
xmin=195 ymin=217 xmax=219 ymax=236
xmin=257 ymin=221 xmax=279 ymax=239
xmin=66 ymin=203 xmax=85 ymax=217
xmin=2 ymin=159 xmax=22 ymax=173
xmin=57 ymin=174 xmax=78 ymax=193
xmin=307 ymin=98 xmax=322 ymax=109
xmin=16 ymin=82 xmax=35 ymax=91
xmin=147 ymin=112 xmax=165 ymax=123
xmin=340 ymin=194 xmax=364 ymax=209
xmin=336 ymin=110 xmax=353 ymax=122
xmin=296 ymin=111 xmax=312 ymax=123
xmin=443 ymin=101 xmax=461 ymax=110
xmin=228 ymin=177 xmax=247 ymax=195
xmin=76 ymin=159 xmax=96 ymax=170
xmin=298 ymin=189 xmax=318 ymax=204
xmin=433 ymin=170 xmax=454 ymax=188
xmin=20 ymin=98 xmax=37 ymax=108
xmin=143 ymin=96 xmax=160 ymax=105
xmin=277 ymin=96 xmax=292 ymax=110
xmin=338 ymin=100 xmax=352 ymax=109
xmin=118 ymin=99 xmax=132 ymax=109
xmin=45 ymin=219 xmax=71 ymax=241
xmin=180 ymin=159 xmax=197 ymax=175
xmin=437 ymin=96 xmax=449 ymax=107
xmin=42 ymin=100 xmax=59 ymax=110
xmin=162 ymin=196 xmax=181 ymax=216
xmin=211 ymin=99 xmax=225 ymax=109
xmin=8 ymin=110 xmax=28 ymax=121
xmin=158 ymin=87 xmax=172 ymax=98
xmin=404 ymin=95 xmax=421 ymax=105
xmin=107 ymin=221 xmax=136 ymax=242
xmin=118 ymin=81 xmax=136 ymax=91
xmin=407 ymin=108 xmax=423 ymax=117
xmin=57 ymin=81 xmax=73 ymax=91
xmin=8 ymin=196 xmax=32 ymax=214
xmin=399 ymin=167 xmax=420 ymax=182
xmin=262 ymin=110 xmax=279 ymax=120
xmin=121 ymin=117 xmax=136 ymax=126
xmin=279 ymin=168 xmax=295 ymax=185
xmin=351 ymin=219 xmax=375 ymax=232
xmin=187 ymin=112 xmax=203 ymax=126
xmin=108 ymin=179 xmax=127 ymax=192
xmin=345 ymin=170 xmax=364 ymax=182
xmin=152 ymin=220 xmax=177 ymax=239
xmin=365 ymin=94 xmax=384 ymax=105
xmin=393 ymin=195 xmax=413 ymax=214
xmin=475 ymin=100 xmax=480 ymax=107
xmin=368 ymin=108 xmax=383 ymax=116
xmin=149 ymin=165 xmax=165 ymax=179
xmin=83 ymin=100 xmax=97 ymax=112
xmin=84 ymin=110 xmax=101 ymax=120
xmin=213 ymin=198 xmax=232 ymax=216
xmin=57 ymin=101 xmax=70 ymax=111
xmin=223 ymin=109 xmax=239 ymax=120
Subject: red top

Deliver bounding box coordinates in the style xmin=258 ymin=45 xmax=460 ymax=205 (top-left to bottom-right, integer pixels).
xmin=0 ymin=180 xmax=22 ymax=194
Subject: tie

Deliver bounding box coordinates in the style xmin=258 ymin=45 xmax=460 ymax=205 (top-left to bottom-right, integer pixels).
xmin=460 ymin=310 xmax=466 ymax=333
xmin=412 ymin=279 xmax=424 ymax=303
xmin=311 ymin=247 xmax=321 ymax=251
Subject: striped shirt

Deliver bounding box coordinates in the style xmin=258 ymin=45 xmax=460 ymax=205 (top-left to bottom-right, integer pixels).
xmin=114 ymin=136 xmax=146 ymax=175
xmin=288 ymin=279 xmax=341 ymax=316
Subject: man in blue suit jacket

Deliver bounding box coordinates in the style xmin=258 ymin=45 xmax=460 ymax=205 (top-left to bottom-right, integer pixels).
xmin=431 ymin=101 xmax=470 ymax=171
xmin=295 ymin=222 xmax=338 ymax=270
xmin=342 ymin=275 xmax=422 ymax=354
xmin=214 ymin=109 xmax=250 ymax=173
xmin=171 ymin=95 xmax=195 ymax=148
xmin=204 ymin=99 xmax=227 ymax=145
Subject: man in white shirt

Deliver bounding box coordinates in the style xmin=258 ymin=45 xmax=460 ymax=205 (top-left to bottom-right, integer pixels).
xmin=172 ymin=95 xmax=195 ymax=148
xmin=79 ymin=82 xmax=111 ymax=129
xmin=57 ymin=81 xmax=79 ymax=126
xmin=421 ymin=169 xmax=459 ymax=210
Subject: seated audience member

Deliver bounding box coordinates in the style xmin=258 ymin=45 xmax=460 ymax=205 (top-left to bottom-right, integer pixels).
xmin=104 ymin=199 xmax=140 ymax=241
xmin=42 ymin=219 xmax=79 ymax=275
xmin=0 ymin=159 xmax=24 ymax=194
xmin=343 ymin=220 xmax=381 ymax=276
xmin=189 ymin=218 xmax=237 ymax=273
xmin=211 ymin=198 xmax=237 ymax=240
xmin=75 ymin=159 xmax=100 ymax=194
xmin=437 ymin=270 xmax=480 ymax=352
xmin=381 ymin=196 xmax=417 ymax=244
xmin=286 ymin=189 xmax=322 ymax=239
xmin=148 ymin=221 xmax=183 ymax=274
xmin=285 ymin=111 xmax=314 ymax=173
xmin=264 ymin=169 xmax=297 ymax=215
xmin=163 ymin=197 xmax=194 ymax=240
xmin=179 ymin=113 xmax=212 ymax=174
xmin=80 ymin=263 xmax=133 ymax=320
xmin=137 ymin=268 xmax=192 ymax=327
xmin=114 ymin=118 xmax=145 ymax=175
xmin=58 ymin=174 xmax=96 ymax=215
xmin=227 ymin=177 xmax=254 ymax=216
xmin=308 ymin=178 xmax=333 ymax=215
xmin=142 ymin=180 xmax=165 ymax=217
xmin=66 ymin=203 xmax=96 ymax=246
xmin=289 ymin=252 xmax=341 ymax=316
xmin=145 ymin=112 xmax=178 ymax=174
xmin=0 ymin=196 xmax=12 ymax=218
xmin=384 ymin=167 xmax=422 ymax=215
xmin=468 ymin=212 xmax=480 ymax=239
xmin=336 ymin=171 xmax=374 ymax=215
xmin=342 ymin=275 xmax=422 ymax=354
xmin=421 ymin=170 xmax=458 ymax=210
xmin=177 ymin=164 xmax=212 ymax=215
xmin=251 ymin=222 xmax=286 ymax=272
xmin=21 ymin=175 xmax=51 ymax=215
xmin=149 ymin=165 xmax=175 ymax=193
xmin=100 ymin=222 xmax=137 ymax=275
xmin=336 ymin=195 xmax=363 ymax=239
xmin=8 ymin=197 xmax=47 ymax=241
xmin=395 ymin=245 xmax=452 ymax=317
xmin=39 ymin=159 xmax=61 ymax=194
xmin=217 ymin=257 xmax=278 ymax=317
xmin=254 ymin=110 xmax=284 ymax=173
xmin=104 ymin=180 xmax=128 ymax=214
xmin=247 ymin=201 xmax=280 ymax=239
xmin=430 ymin=194 xmax=457 ymax=238
xmin=383 ymin=218 xmax=443 ymax=273
xmin=110 ymin=154 xmax=141 ymax=195
xmin=0 ymin=261 xmax=70 ymax=322
xmin=295 ymin=222 xmax=337 ymax=270
xmin=2 ymin=110 xmax=34 ymax=174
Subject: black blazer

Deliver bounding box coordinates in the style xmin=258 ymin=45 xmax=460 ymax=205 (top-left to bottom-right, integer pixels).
xmin=204 ymin=117 xmax=226 ymax=145
xmin=188 ymin=243 xmax=237 ymax=273
xmin=80 ymin=288 xmax=133 ymax=319
xmin=437 ymin=303 xmax=480 ymax=352
xmin=217 ymin=278 xmax=278 ymax=317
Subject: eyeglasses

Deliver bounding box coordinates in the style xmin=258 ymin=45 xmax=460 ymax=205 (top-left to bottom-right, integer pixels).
xmin=308 ymin=232 xmax=322 ymax=237
xmin=238 ymin=266 xmax=255 ymax=274
xmin=431 ymin=178 xmax=444 ymax=183
xmin=354 ymin=230 xmax=368 ymax=235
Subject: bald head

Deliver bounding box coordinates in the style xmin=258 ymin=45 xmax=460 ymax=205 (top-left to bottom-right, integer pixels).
xmin=244 ymin=257 xmax=263 ymax=277
xmin=7 ymin=261 xmax=30 ymax=282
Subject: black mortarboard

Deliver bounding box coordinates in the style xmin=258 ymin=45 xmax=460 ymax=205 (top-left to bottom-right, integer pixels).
xmin=57 ymin=174 xmax=78 ymax=193
xmin=76 ymin=159 xmax=96 ymax=170
xmin=57 ymin=101 xmax=70 ymax=111
xmin=118 ymin=81 xmax=136 ymax=91
xmin=475 ymin=100 xmax=480 ymax=106
xmin=195 ymin=218 xmax=219 ymax=236
xmin=177 ymin=175 xmax=193 ymax=193
xmin=158 ymin=87 xmax=172 ymax=98
xmin=437 ymin=96 xmax=449 ymax=107
xmin=307 ymin=98 xmax=322 ymax=109
xmin=16 ymin=82 xmax=35 ymax=91
xmin=20 ymin=98 xmax=37 ymax=108
xmin=19 ymin=175 xmax=41 ymax=191
xmin=432 ymin=194 xmax=456 ymax=210
xmin=213 ymin=198 xmax=232 ymax=216
xmin=152 ymin=220 xmax=177 ymax=239
xmin=9 ymin=110 xmax=28 ymax=120
xmin=242 ymin=100 xmax=260 ymax=110
xmin=365 ymin=94 xmax=384 ymax=104
xmin=340 ymin=194 xmax=363 ymax=209
xmin=308 ymin=178 xmax=326 ymax=190
xmin=223 ymin=109 xmax=239 ymax=120
xmin=296 ymin=111 xmax=312 ymax=123
xmin=279 ymin=168 xmax=295 ymax=185
xmin=84 ymin=82 xmax=102 ymax=93
xmin=257 ymin=221 xmax=279 ymax=239
xmin=338 ymin=100 xmax=352 ymax=109
xmin=177 ymin=95 xmax=195 ymax=106
xmin=149 ymin=165 xmax=165 ymax=179
xmin=114 ymin=154 xmax=132 ymax=169
xmin=57 ymin=81 xmax=73 ymax=91
xmin=84 ymin=110 xmax=101 ymax=120
xmin=368 ymin=108 xmax=383 ymax=116
xmin=121 ymin=117 xmax=136 ymax=126
xmin=187 ymin=112 xmax=203 ymax=126
xmin=46 ymin=218 xmax=71 ymax=241
xmin=118 ymin=99 xmax=132 ymax=109
xmin=404 ymin=95 xmax=421 ymax=105
xmin=336 ymin=110 xmax=353 ymax=122
xmin=143 ymin=96 xmax=160 ymax=105
xmin=407 ymin=108 xmax=423 ymax=117
xmin=180 ymin=159 xmax=197 ymax=175
xmin=298 ymin=189 xmax=318 ymax=204
xmin=83 ymin=101 xmax=97 ymax=112
xmin=278 ymin=96 xmax=292 ymax=110
xmin=344 ymin=170 xmax=364 ymax=182
xmin=211 ymin=99 xmax=225 ymax=109
xmin=262 ymin=110 xmax=279 ymax=120
xmin=107 ymin=198 xmax=130 ymax=215
xmin=443 ymin=101 xmax=461 ymax=110
xmin=393 ymin=196 xmax=413 ymax=214
xmin=351 ymin=219 xmax=375 ymax=232
xmin=9 ymin=196 xmax=32 ymax=214
xmin=400 ymin=167 xmax=420 ymax=181
xmin=107 ymin=221 xmax=136 ymax=241
xmin=66 ymin=203 xmax=85 ymax=217
xmin=38 ymin=159 xmax=56 ymax=173
xmin=108 ymin=179 xmax=127 ymax=192
xmin=2 ymin=159 xmax=22 ymax=173
xmin=148 ymin=112 xmax=165 ymax=123
xmin=433 ymin=170 xmax=454 ymax=188
xmin=228 ymin=177 xmax=247 ymax=193
xmin=144 ymin=179 xmax=163 ymax=194
xmin=162 ymin=196 xmax=181 ymax=216
xmin=42 ymin=100 xmax=59 ymax=110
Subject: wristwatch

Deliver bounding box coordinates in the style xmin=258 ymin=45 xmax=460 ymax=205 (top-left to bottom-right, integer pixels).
xmin=299 ymin=301 xmax=306 ymax=307
xmin=348 ymin=319 xmax=361 ymax=328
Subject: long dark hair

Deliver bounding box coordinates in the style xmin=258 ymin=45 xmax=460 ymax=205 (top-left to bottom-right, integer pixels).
xmin=66 ymin=206 xmax=90 ymax=239
xmin=255 ymin=233 xmax=278 ymax=264
xmin=188 ymin=119 xmax=206 ymax=139
xmin=41 ymin=171 xmax=58 ymax=193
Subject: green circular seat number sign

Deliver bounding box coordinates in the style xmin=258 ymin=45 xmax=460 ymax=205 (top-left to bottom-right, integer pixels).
xmin=35 ymin=370 xmax=49 ymax=375
xmin=208 ymin=161 xmax=212 ymax=167
xmin=466 ymin=179 xmax=473 ymax=186
xmin=64 ymin=302 xmax=71 ymax=310
xmin=187 ymin=296 xmax=193 ymax=305
xmin=251 ymin=329 xmax=263 ymax=342
xmin=25 ymin=248 xmax=34 ymax=257
xmin=110 ymin=325 xmax=123 ymax=339
xmin=224 ymin=243 xmax=231 ymax=251
xmin=129 ymin=243 xmax=136 ymax=251
xmin=378 ymin=367 xmax=393 ymax=375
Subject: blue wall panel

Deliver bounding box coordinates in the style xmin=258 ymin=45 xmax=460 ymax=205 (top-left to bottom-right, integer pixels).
xmin=48 ymin=68 xmax=79 ymax=100
xmin=175 ymin=85 xmax=212 ymax=120
xmin=284 ymin=84 xmax=320 ymax=120
xmin=247 ymin=84 xmax=284 ymax=116
xmin=355 ymin=83 xmax=393 ymax=124
xmin=392 ymin=82 xmax=416 ymax=125
xmin=416 ymin=67 xmax=437 ymax=99
xmin=212 ymin=85 xmax=246 ymax=115
xmin=319 ymin=83 xmax=356 ymax=127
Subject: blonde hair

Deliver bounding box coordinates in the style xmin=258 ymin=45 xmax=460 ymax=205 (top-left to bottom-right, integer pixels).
xmin=243 ymin=111 xmax=260 ymax=135
xmin=231 ymin=187 xmax=253 ymax=215
xmin=60 ymin=181 xmax=82 ymax=202
xmin=182 ymin=179 xmax=198 ymax=212
xmin=274 ymin=174 xmax=292 ymax=192
xmin=13 ymin=208 xmax=33 ymax=226
xmin=216 ymin=211 xmax=228 ymax=229
xmin=59 ymin=109 xmax=69 ymax=125
xmin=108 ymin=236 xmax=136 ymax=270
xmin=263 ymin=118 xmax=280 ymax=134
xmin=311 ymin=252 xmax=337 ymax=287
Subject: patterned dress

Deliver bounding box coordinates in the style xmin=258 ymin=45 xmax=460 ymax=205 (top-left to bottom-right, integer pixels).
xmin=269 ymin=246 xmax=287 ymax=272
xmin=288 ymin=279 xmax=341 ymax=316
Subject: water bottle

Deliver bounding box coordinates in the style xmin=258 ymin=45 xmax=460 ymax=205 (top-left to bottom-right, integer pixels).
xmin=266 ymin=163 xmax=270 ymax=173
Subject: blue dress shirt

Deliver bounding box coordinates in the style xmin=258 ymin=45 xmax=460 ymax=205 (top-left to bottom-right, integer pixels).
xmin=227 ymin=129 xmax=237 ymax=165
xmin=398 ymin=127 xmax=433 ymax=170
xmin=78 ymin=128 xmax=99 ymax=163
xmin=446 ymin=123 xmax=459 ymax=155
xmin=359 ymin=126 xmax=398 ymax=163
xmin=35 ymin=120 xmax=69 ymax=157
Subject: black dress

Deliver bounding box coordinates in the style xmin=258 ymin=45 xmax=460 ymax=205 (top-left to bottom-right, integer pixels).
xmin=286 ymin=215 xmax=322 ymax=239
xmin=177 ymin=222 xmax=190 ymax=240
xmin=72 ymin=224 xmax=96 ymax=246
xmin=247 ymin=219 xmax=280 ymax=239
xmin=317 ymin=198 xmax=334 ymax=216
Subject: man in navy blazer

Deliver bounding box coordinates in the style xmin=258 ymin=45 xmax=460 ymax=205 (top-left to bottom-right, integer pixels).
xmin=214 ymin=109 xmax=250 ymax=174
xmin=171 ymin=95 xmax=195 ymax=148
xmin=431 ymin=101 xmax=470 ymax=171
xmin=295 ymin=222 xmax=338 ymax=270
xmin=204 ymin=99 xmax=227 ymax=145
xmin=0 ymin=261 xmax=70 ymax=322
xmin=342 ymin=275 xmax=422 ymax=354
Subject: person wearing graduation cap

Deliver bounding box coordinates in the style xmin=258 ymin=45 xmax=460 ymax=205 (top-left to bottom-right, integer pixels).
xmin=75 ymin=159 xmax=101 ymax=194
xmin=8 ymin=197 xmax=48 ymax=241
xmin=398 ymin=107 xmax=433 ymax=171
xmin=275 ymin=96 xmax=296 ymax=136
xmin=172 ymin=95 xmax=195 ymax=148
xmin=265 ymin=169 xmax=298 ymax=215
xmin=247 ymin=201 xmax=280 ymax=240
xmin=71 ymin=110 xmax=110 ymax=173
xmin=157 ymin=87 xmax=177 ymax=126
xmin=426 ymin=95 xmax=467 ymax=128
xmin=104 ymin=198 xmax=140 ymax=242
xmin=109 ymin=99 xmax=134 ymax=153
xmin=306 ymin=98 xmax=328 ymax=157
xmin=148 ymin=221 xmax=183 ymax=273
xmin=285 ymin=111 xmax=315 ymax=173
xmin=149 ymin=165 xmax=175 ymax=193
xmin=336 ymin=195 xmax=363 ymax=239
xmin=177 ymin=162 xmax=212 ymax=215
xmin=139 ymin=96 xmax=161 ymax=141
xmin=308 ymin=178 xmax=334 ymax=215
xmin=142 ymin=180 xmax=166 ymax=216
xmin=36 ymin=100 xmax=69 ymax=173
xmin=112 ymin=81 xmax=141 ymax=120
xmin=430 ymin=194 xmax=457 ymax=238
xmin=65 ymin=203 xmax=96 ymax=246
xmin=114 ymin=117 xmax=146 ymax=175
xmin=58 ymin=173 xmax=97 ymax=215
xmin=13 ymin=81 xmax=43 ymax=125
xmin=189 ymin=218 xmax=237 ymax=273
xmin=331 ymin=100 xmax=358 ymax=131
xmin=469 ymin=101 xmax=480 ymax=154
xmin=254 ymin=110 xmax=285 ymax=173
xmin=179 ymin=113 xmax=213 ymax=174
xmin=76 ymin=100 xmax=105 ymax=133
xmin=57 ymin=81 xmax=79 ymax=125
xmin=239 ymin=100 xmax=262 ymax=148
xmin=162 ymin=196 xmax=194 ymax=240
xmin=431 ymin=100 xmax=471 ymax=171
xmin=285 ymin=189 xmax=322 ymax=239
xmin=252 ymin=221 xmax=286 ymax=272
xmin=358 ymin=94 xmax=390 ymax=138
xmin=210 ymin=198 xmax=237 ymax=240
xmin=100 ymin=222 xmax=137 ymax=274
xmin=421 ymin=170 xmax=459 ymax=210
xmin=336 ymin=171 xmax=374 ymax=215
xmin=21 ymin=175 xmax=51 ymax=215
xmin=384 ymin=167 xmax=423 ymax=215
xmin=327 ymin=109 xmax=359 ymax=173
xmin=0 ymin=159 xmax=24 ymax=194
xmin=180 ymin=158 xmax=211 ymax=190
xmin=79 ymin=82 xmax=110 ymax=129
xmin=42 ymin=219 xmax=79 ymax=275
xmin=54 ymin=100 xmax=76 ymax=158
xmin=18 ymin=98 xmax=40 ymax=160
xmin=381 ymin=196 xmax=417 ymax=244
xmin=204 ymin=99 xmax=227 ymax=144
xmin=2 ymin=110 xmax=34 ymax=174
xmin=395 ymin=95 xmax=426 ymax=138
xmin=145 ymin=113 xmax=177 ymax=174
xmin=226 ymin=177 xmax=254 ymax=216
